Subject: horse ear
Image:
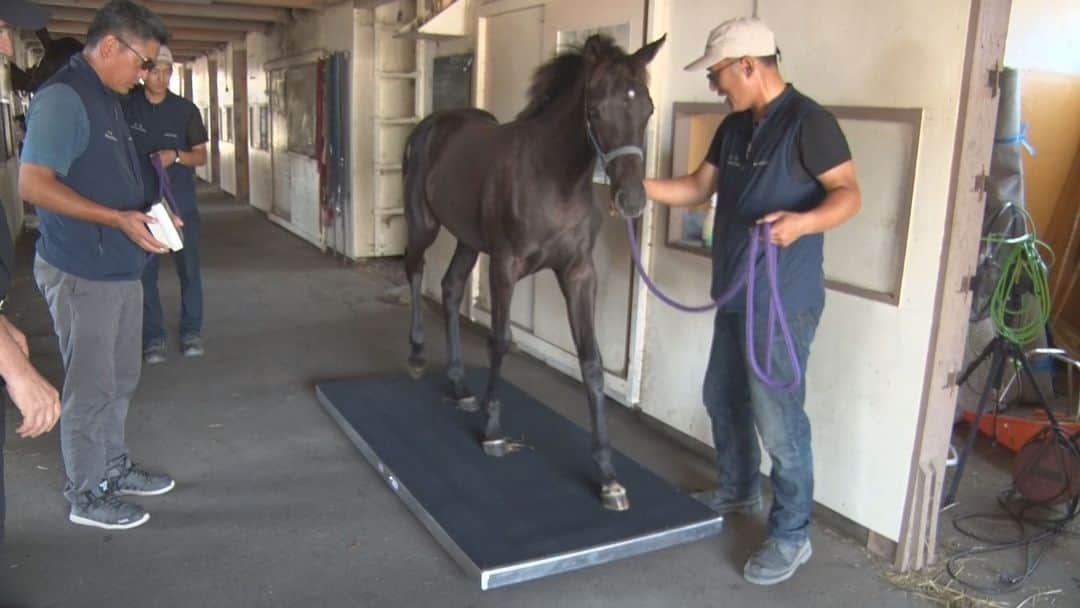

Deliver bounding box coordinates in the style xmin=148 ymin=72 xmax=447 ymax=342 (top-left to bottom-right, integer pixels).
xmin=583 ymin=34 xmax=608 ymax=65
xmin=633 ymin=34 xmax=667 ymax=65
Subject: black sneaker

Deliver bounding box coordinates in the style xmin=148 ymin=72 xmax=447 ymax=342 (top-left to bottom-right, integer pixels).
xmin=69 ymin=484 xmax=150 ymax=530
xmin=107 ymin=458 xmax=175 ymax=497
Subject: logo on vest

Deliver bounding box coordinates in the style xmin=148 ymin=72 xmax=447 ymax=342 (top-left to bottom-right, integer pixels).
xmin=104 ymin=130 xmax=119 ymax=142
xmin=164 ymin=132 xmax=179 ymax=139
xmin=130 ymin=122 xmax=148 ymax=134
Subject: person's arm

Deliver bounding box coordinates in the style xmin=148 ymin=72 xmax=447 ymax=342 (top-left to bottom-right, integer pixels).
xmin=759 ymin=107 xmax=861 ymax=247
xmin=155 ymin=143 xmax=206 ymax=168
xmin=0 ymin=316 xmax=60 ymax=438
xmin=644 ymin=160 xmax=719 ymax=208
xmin=20 ymin=164 xmax=170 ymax=254
xmin=759 ymin=161 xmax=861 ymax=247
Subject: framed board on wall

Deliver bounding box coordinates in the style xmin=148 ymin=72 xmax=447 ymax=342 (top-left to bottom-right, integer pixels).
xmin=432 ymin=54 xmax=473 ymax=113
xmin=665 ymin=102 xmax=923 ymax=305
xmin=284 ymin=63 xmax=317 ymax=158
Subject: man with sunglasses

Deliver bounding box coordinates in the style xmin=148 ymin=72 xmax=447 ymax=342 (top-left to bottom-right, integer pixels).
xmin=19 ymin=0 xmax=174 ymax=530
xmin=644 ymin=17 xmax=861 ymax=585
xmin=122 ymin=46 xmax=209 ymax=364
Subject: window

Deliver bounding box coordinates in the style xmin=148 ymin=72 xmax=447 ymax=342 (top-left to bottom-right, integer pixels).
xmin=666 ymin=103 xmax=729 ymax=253
xmin=249 ymin=106 xmax=255 ymax=148
xmin=257 ymin=104 xmax=270 ymax=151
xmin=221 ymin=106 xmax=233 ymax=143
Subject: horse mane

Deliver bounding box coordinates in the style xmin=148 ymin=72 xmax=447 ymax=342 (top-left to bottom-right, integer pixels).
xmin=516 ymin=34 xmax=624 ymax=121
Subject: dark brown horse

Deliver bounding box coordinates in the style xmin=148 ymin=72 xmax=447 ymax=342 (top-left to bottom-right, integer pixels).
xmin=402 ymin=34 xmax=665 ymax=511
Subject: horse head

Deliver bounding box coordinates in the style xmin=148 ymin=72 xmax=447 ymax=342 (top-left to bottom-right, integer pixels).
xmin=582 ymin=34 xmax=665 ymax=219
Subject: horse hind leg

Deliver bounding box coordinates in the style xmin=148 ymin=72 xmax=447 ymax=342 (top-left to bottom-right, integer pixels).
xmin=403 ymin=139 xmax=440 ymax=379
xmin=442 ymin=242 xmax=479 ymax=410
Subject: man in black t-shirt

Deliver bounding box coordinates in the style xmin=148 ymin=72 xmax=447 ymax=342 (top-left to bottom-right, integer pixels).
xmin=644 ymin=17 xmax=862 ymax=585
xmin=0 ymin=0 xmax=63 ymax=544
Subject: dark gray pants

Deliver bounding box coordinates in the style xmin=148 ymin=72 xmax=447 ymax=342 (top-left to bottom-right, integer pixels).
xmin=34 ymin=257 xmax=142 ymax=504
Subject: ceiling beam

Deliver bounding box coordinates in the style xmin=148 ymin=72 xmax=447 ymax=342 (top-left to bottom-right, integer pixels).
xmin=44 ymin=20 xmax=246 ymax=43
xmin=172 ymin=0 xmax=326 ymax=8
xmin=34 ymin=1 xmax=291 ymax=24
xmin=43 ymin=6 xmax=272 ymax=33
xmin=22 ymin=31 xmax=224 ymax=52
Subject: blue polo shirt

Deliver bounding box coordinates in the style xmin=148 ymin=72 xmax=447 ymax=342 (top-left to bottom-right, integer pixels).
xmin=21 ymin=54 xmax=147 ymax=281
xmin=705 ymin=85 xmax=851 ymax=315
xmin=122 ymin=87 xmax=208 ymax=219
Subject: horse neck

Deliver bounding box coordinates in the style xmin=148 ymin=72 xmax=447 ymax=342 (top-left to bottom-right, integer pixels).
xmin=529 ymin=76 xmax=595 ymax=180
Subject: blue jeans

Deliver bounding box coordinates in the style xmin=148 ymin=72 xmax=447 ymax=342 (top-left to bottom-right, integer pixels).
xmin=142 ymin=215 xmax=202 ymax=345
xmin=702 ymin=305 xmax=822 ymax=544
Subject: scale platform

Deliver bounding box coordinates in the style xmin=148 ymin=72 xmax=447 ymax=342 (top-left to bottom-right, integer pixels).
xmin=316 ymin=371 xmax=723 ymax=589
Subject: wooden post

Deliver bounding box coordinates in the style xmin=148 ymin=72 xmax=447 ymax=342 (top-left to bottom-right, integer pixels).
xmin=896 ymin=0 xmax=1012 ymax=572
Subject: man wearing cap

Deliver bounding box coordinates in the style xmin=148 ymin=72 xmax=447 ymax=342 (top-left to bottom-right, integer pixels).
xmin=645 ymin=17 xmax=861 ymax=585
xmin=0 ymin=0 xmax=63 ymax=544
xmin=19 ymin=0 xmax=175 ymax=531
xmin=122 ymin=45 xmax=209 ymax=364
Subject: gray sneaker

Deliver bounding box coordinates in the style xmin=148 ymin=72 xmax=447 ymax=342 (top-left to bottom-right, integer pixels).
xmin=107 ymin=458 xmax=175 ymax=496
xmin=690 ymin=490 xmax=764 ymax=515
xmin=181 ymin=335 xmax=204 ymax=358
xmin=143 ymin=339 xmax=166 ymax=364
xmin=69 ymin=485 xmax=150 ymax=530
xmin=743 ymin=537 xmax=813 ymax=586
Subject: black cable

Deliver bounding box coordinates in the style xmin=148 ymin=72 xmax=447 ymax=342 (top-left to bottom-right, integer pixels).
xmin=945 ymin=430 xmax=1080 ymax=596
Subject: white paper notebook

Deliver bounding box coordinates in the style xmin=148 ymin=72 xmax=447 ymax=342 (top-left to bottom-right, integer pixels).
xmin=146 ymin=201 xmax=184 ymax=252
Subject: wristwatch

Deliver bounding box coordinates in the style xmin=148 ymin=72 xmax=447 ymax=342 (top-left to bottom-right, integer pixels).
xmin=173 ymin=149 xmax=182 ymax=166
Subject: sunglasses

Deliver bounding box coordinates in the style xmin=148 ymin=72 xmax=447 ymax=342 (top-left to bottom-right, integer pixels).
xmin=117 ymin=37 xmax=155 ymax=71
xmin=706 ymin=59 xmax=742 ymax=84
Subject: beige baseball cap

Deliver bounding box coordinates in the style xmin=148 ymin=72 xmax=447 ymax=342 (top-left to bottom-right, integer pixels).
xmin=684 ymin=17 xmax=776 ymax=71
xmin=155 ymin=45 xmax=174 ymax=66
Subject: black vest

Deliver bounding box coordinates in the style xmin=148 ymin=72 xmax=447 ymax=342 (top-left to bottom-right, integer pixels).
xmin=34 ymin=54 xmax=147 ymax=281
xmin=712 ymin=86 xmax=827 ymax=315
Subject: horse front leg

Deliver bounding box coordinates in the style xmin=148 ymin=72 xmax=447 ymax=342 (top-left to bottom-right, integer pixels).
xmin=442 ymin=242 xmax=479 ymax=410
xmin=558 ymin=260 xmax=628 ymax=511
xmin=481 ymin=256 xmax=518 ymax=457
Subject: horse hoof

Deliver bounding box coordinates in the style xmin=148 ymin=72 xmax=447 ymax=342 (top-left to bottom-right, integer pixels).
xmin=483 ymin=438 xmax=509 ymax=457
xmin=602 ymin=482 xmax=630 ymax=512
xmin=456 ymin=396 xmax=479 ymax=412
xmin=406 ymin=359 xmax=425 ymax=380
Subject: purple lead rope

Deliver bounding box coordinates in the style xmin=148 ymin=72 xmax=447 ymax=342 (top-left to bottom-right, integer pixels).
xmin=625 ymin=219 xmax=802 ymax=392
xmin=144 ymin=155 xmax=182 ymax=260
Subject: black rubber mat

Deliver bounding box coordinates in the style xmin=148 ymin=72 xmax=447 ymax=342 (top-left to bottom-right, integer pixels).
xmin=316 ymin=370 xmax=722 ymax=579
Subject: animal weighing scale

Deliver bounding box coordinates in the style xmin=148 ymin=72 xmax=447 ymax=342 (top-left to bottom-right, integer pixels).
xmin=316 ymin=371 xmax=723 ymax=589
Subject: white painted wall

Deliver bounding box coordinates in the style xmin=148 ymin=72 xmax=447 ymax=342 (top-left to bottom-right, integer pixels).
xmin=641 ymin=0 xmax=972 ymax=541
xmin=1005 ymin=0 xmax=1080 ymax=75
xmin=216 ymin=48 xmax=237 ymax=196
xmin=246 ymin=30 xmax=280 ymax=213
xmin=191 ymin=55 xmax=213 ymax=184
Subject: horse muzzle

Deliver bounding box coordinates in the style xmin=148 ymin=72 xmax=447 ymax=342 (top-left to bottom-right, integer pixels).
xmin=613 ymin=186 xmax=646 ymax=219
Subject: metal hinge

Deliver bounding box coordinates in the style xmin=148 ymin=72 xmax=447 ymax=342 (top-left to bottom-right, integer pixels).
xmin=960 ymin=274 xmax=975 ymax=293
xmin=987 ymin=61 xmax=1003 ymax=98
xmin=973 ymin=171 xmax=989 ymax=198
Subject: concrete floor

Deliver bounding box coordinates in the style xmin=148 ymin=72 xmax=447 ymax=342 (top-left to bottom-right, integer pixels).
xmin=0 ymin=188 xmax=1069 ymax=607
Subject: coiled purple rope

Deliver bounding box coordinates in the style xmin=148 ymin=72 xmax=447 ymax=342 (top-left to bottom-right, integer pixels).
xmin=625 ymin=219 xmax=802 ymax=391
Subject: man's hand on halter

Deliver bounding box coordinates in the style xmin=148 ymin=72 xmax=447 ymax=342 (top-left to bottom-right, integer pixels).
xmin=758 ymin=210 xmax=810 ymax=248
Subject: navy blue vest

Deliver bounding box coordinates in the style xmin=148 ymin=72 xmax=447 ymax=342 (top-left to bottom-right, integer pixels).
xmin=711 ymin=86 xmax=827 ymax=315
xmin=35 ymin=55 xmax=147 ymax=281
xmin=122 ymin=89 xmax=201 ymax=219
